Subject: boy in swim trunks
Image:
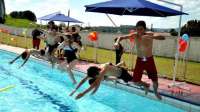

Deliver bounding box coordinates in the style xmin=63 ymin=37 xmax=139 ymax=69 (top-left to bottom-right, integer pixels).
xmin=9 ymin=49 xmax=46 ymax=68
xmin=69 ymin=61 xmax=134 ymax=99
xmin=115 ymin=21 xmax=165 ymax=100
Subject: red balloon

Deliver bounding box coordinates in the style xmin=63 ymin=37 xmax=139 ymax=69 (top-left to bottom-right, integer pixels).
xmin=88 ymin=31 xmax=98 ymax=42
xmin=179 ymin=39 xmax=187 ymax=52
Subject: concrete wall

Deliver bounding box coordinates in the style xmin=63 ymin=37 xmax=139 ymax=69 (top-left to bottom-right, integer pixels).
xmin=1 ymin=24 xmax=200 ymax=62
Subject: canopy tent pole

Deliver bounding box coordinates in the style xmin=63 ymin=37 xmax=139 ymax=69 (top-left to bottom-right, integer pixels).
xmin=67 ymin=9 xmax=70 ymax=29
xmin=158 ymin=0 xmax=187 ymax=87
xmin=105 ymin=14 xmax=118 ymax=27
xmin=105 ymin=14 xmax=118 ymax=63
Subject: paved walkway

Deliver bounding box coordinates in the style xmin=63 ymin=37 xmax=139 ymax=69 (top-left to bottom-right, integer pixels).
xmin=0 ymin=44 xmax=200 ymax=106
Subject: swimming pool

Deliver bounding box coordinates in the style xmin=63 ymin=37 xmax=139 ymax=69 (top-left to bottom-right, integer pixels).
xmin=0 ymin=50 xmax=186 ymax=112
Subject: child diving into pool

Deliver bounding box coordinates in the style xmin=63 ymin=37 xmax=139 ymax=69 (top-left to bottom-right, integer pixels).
xmin=56 ymin=34 xmax=81 ymax=84
xmin=9 ymin=49 xmax=47 ymax=68
xmin=69 ymin=61 xmax=145 ymax=99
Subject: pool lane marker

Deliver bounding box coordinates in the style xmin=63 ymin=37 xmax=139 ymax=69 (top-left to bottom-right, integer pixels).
xmin=0 ymin=85 xmax=16 ymax=92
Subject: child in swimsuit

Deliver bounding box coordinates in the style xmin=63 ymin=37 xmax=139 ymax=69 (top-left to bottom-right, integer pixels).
xmin=56 ymin=35 xmax=79 ymax=84
xmin=69 ymin=61 xmax=134 ymax=99
xmin=9 ymin=49 xmax=46 ymax=68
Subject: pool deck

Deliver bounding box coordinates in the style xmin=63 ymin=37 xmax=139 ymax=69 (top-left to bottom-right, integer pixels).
xmin=0 ymin=44 xmax=200 ymax=108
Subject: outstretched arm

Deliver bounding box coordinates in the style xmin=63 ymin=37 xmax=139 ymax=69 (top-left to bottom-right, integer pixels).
xmin=9 ymin=53 xmax=22 ymax=64
xmin=115 ymin=33 xmax=137 ymax=46
xmin=19 ymin=55 xmax=30 ymax=68
xmin=69 ymin=76 xmax=88 ymax=96
xmin=152 ymin=35 xmax=165 ymax=40
xmin=115 ymin=61 xmax=125 ymax=67
xmin=75 ymin=81 xmax=97 ymax=99
xmin=151 ymin=33 xmax=165 ymax=40
xmin=87 ymin=64 xmax=110 ymax=95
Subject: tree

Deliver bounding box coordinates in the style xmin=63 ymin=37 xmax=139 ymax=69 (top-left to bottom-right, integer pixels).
xmin=169 ymin=29 xmax=178 ymax=36
xmin=181 ymin=20 xmax=200 ymax=36
xmin=10 ymin=11 xmax=19 ymax=18
xmin=9 ymin=10 xmax=37 ymax=22
xmin=22 ymin=10 xmax=37 ymax=22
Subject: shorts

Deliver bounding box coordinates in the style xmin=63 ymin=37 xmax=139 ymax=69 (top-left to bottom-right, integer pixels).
xmin=47 ymin=43 xmax=59 ymax=55
xmin=32 ymin=39 xmax=40 ymax=49
xmin=64 ymin=50 xmax=77 ymax=63
xmin=133 ymin=56 xmax=158 ymax=82
xmin=118 ymin=68 xmax=133 ymax=83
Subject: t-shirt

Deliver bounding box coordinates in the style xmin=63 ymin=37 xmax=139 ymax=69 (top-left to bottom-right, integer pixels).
xmin=32 ymin=29 xmax=43 ymax=40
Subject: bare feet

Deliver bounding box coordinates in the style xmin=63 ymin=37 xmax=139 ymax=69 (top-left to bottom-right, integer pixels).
xmin=155 ymin=93 xmax=162 ymax=100
xmin=144 ymin=83 xmax=150 ymax=95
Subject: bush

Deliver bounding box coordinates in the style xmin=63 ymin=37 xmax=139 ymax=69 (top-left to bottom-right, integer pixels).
xmin=9 ymin=10 xmax=36 ymax=22
xmin=169 ymin=29 xmax=178 ymax=36
xmin=10 ymin=11 xmax=19 ymax=18
xmin=181 ymin=20 xmax=200 ymax=36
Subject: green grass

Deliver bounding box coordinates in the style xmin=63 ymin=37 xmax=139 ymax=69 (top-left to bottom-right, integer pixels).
xmin=0 ymin=32 xmax=200 ymax=85
xmin=4 ymin=16 xmax=38 ymax=28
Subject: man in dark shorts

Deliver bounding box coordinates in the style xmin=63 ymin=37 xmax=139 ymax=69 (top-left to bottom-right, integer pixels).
xmin=32 ymin=29 xmax=43 ymax=50
xmin=115 ymin=21 xmax=166 ymax=100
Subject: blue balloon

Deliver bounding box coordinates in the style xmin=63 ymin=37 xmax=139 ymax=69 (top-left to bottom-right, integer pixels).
xmin=182 ymin=34 xmax=190 ymax=41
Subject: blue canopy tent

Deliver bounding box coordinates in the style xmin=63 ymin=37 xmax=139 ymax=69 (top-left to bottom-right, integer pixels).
xmin=38 ymin=12 xmax=82 ymax=23
xmin=85 ymin=0 xmax=187 ymax=35
xmin=85 ymin=0 xmax=187 ymax=17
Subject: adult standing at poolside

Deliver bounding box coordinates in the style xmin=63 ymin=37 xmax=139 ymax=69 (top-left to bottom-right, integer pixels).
xmin=115 ymin=21 xmax=165 ymax=100
xmin=32 ymin=28 xmax=43 ymax=50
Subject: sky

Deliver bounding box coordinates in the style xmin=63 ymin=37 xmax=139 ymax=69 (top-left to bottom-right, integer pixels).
xmin=4 ymin=0 xmax=200 ymax=28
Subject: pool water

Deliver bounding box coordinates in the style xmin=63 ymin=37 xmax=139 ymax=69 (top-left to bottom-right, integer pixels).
xmin=0 ymin=50 xmax=185 ymax=112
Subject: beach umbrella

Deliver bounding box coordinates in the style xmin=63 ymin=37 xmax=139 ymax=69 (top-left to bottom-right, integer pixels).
xmin=38 ymin=12 xmax=82 ymax=23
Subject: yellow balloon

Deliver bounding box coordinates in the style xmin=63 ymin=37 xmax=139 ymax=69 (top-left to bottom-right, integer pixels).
xmin=11 ymin=38 xmax=15 ymax=41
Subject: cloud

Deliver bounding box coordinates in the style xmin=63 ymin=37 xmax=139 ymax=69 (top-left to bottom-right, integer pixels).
xmin=5 ymin=0 xmax=70 ymax=17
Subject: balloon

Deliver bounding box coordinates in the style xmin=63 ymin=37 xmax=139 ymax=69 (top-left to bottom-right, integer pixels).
xmin=178 ymin=38 xmax=187 ymax=52
xmin=179 ymin=42 xmax=187 ymax=52
xmin=88 ymin=31 xmax=98 ymax=42
xmin=181 ymin=34 xmax=189 ymax=42
xmin=11 ymin=38 xmax=15 ymax=41
xmin=179 ymin=38 xmax=185 ymax=45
